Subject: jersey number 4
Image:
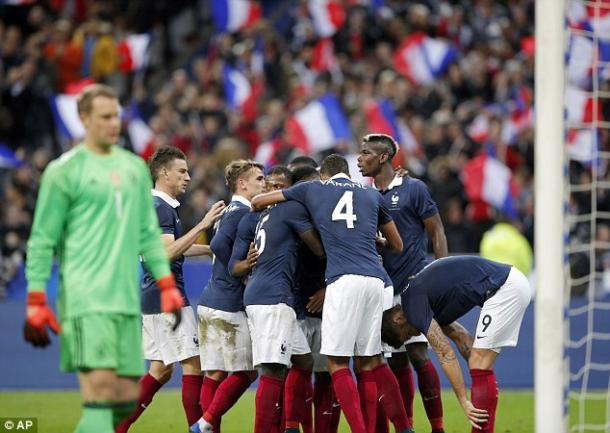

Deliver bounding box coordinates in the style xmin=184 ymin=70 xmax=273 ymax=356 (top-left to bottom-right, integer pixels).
xmin=332 ymin=191 xmax=357 ymax=229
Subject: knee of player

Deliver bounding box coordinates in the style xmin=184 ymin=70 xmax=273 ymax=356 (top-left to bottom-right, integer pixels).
xmin=468 ymin=348 xmax=497 ymax=370
xmin=261 ymin=363 xmax=287 ymax=380
xmin=291 ymin=353 xmax=314 ymax=371
xmin=406 ymin=343 xmax=430 ymax=366
xmin=150 ymin=362 xmax=174 ymax=384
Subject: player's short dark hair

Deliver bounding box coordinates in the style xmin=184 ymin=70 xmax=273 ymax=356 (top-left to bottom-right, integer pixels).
xmin=320 ymin=154 xmax=349 ymax=178
xmin=362 ymin=133 xmax=399 ymax=161
xmin=288 ymin=155 xmax=319 ymax=169
xmin=148 ymin=146 xmax=187 ymax=182
xmin=225 ymin=159 xmax=264 ymax=192
xmin=77 ymin=83 xmax=118 ymax=114
xmin=291 ymin=165 xmax=319 ymax=183
xmin=381 ymin=305 xmax=405 ymax=349
xmin=267 ymin=165 xmax=293 ymax=185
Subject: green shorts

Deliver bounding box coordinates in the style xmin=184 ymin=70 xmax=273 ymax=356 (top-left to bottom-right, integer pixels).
xmin=60 ymin=313 xmax=144 ymax=377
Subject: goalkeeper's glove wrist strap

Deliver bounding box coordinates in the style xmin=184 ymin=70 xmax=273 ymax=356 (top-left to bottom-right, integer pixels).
xmin=27 ymin=291 xmax=47 ymax=306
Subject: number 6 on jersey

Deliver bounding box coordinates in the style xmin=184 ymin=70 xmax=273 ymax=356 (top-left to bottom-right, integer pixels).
xmin=332 ymin=191 xmax=357 ymax=228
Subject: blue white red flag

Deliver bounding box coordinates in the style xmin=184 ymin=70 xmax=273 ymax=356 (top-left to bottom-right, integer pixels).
xmin=308 ymin=0 xmax=346 ymax=37
xmin=211 ymin=0 xmax=261 ymax=33
xmin=285 ymin=93 xmax=351 ymax=153
xmin=462 ymin=154 xmax=518 ymax=219
xmin=393 ymin=32 xmax=456 ymax=85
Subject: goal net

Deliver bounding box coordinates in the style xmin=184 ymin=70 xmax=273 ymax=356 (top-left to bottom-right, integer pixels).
xmin=565 ymin=1 xmax=610 ymax=432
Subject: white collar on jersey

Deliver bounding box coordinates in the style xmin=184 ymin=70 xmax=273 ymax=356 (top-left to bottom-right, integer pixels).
xmin=329 ymin=173 xmax=350 ymax=181
xmin=231 ymin=194 xmax=252 ymax=208
xmin=382 ymin=175 xmax=404 ymax=191
xmin=152 ymin=189 xmax=180 ymax=208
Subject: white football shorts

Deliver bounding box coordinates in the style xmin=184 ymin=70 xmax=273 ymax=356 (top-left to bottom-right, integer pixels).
xmin=300 ymin=316 xmax=327 ymax=372
xmin=246 ymin=303 xmax=310 ymax=367
xmin=142 ymin=306 xmax=200 ymax=365
xmin=473 ymin=267 xmax=532 ymax=353
xmin=321 ymin=274 xmax=383 ymax=357
xmin=197 ymin=306 xmax=253 ymax=372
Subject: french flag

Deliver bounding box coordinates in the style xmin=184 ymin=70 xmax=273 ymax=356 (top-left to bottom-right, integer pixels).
xmin=285 ymin=93 xmax=351 ymax=153
xmin=223 ymin=64 xmax=260 ymax=121
xmin=567 ymin=128 xmax=597 ymax=163
xmin=311 ymin=38 xmax=338 ymax=72
xmin=211 ymin=0 xmax=261 ymax=33
xmin=565 ymin=86 xmax=603 ymax=125
xmin=363 ymin=98 xmax=421 ymax=155
xmin=48 ymin=78 xmax=96 ymax=141
xmin=118 ymin=34 xmax=151 ymax=73
xmin=308 ymin=0 xmax=346 ymax=37
xmin=467 ymin=113 xmax=490 ymax=144
xmin=393 ymin=32 xmax=456 ymax=85
xmin=126 ymin=104 xmax=153 ymax=156
xmin=462 ymin=154 xmax=518 ymax=219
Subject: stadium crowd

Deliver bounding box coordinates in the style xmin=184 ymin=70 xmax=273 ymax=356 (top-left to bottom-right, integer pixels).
xmin=0 ymin=0 xmax=537 ymax=297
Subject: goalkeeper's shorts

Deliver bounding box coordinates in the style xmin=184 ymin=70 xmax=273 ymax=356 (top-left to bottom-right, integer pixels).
xmin=60 ymin=313 xmax=144 ymax=377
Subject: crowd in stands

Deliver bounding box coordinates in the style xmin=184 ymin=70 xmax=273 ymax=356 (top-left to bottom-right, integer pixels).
xmin=0 ymin=0 xmax=541 ymax=297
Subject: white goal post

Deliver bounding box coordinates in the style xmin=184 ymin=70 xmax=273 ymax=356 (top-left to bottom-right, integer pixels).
xmin=535 ymin=0 xmax=568 ymax=432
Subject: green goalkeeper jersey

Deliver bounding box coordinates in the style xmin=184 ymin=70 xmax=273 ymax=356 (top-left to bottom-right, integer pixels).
xmin=26 ymin=144 xmax=170 ymax=320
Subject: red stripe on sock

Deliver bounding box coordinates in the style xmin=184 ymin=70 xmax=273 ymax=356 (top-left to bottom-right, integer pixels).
xmin=255 ymin=375 xmax=284 ymax=433
xmin=470 ymin=369 xmax=499 ymax=433
xmin=182 ymin=374 xmax=203 ymax=425
xmin=415 ymin=360 xmax=444 ymax=431
xmin=331 ymin=368 xmax=367 ymax=433
xmin=372 ymin=364 xmax=410 ymax=432
xmin=115 ymin=373 xmax=163 ymax=433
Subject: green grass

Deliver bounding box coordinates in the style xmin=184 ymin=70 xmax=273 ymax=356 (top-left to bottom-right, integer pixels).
xmin=1 ymin=390 xmax=607 ymax=432
xmin=0 ymin=389 xmax=536 ymax=433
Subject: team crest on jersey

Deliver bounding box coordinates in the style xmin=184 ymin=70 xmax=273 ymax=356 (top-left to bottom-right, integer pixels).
xmin=390 ymin=193 xmax=400 ymax=209
xmin=109 ymin=171 xmax=121 ymax=186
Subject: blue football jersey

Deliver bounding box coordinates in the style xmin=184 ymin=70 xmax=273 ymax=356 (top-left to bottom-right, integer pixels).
xmin=283 ymin=174 xmax=392 ymax=284
xmin=295 ymin=245 xmax=326 ymax=319
xmin=401 ymin=256 xmax=512 ymax=334
xmin=227 ymin=211 xmax=261 ymax=277
xmin=141 ymin=192 xmax=188 ymax=314
xmin=198 ymin=196 xmax=251 ymax=312
xmin=380 ymin=176 xmax=439 ymax=294
xmin=244 ymin=201 xmax=314 ymax=307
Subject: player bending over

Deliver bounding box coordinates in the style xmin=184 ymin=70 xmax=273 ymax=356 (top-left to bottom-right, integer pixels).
xmin=381 ymin=256 xmax=532 ymax=432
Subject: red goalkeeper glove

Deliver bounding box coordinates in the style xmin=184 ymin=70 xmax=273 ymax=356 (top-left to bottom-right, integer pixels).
xmin=23 ymin=291 xmax=60 ymax=347
xmin=157 ymin=275 xmax=184 ymax=331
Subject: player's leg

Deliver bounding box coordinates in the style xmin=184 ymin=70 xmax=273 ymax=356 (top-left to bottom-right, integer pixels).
xmin=387 ymin=351 xmax=414 ymax=428
xmin=285 ymin=321 xmax=314 ymax=433
xmin=322 ymin=275 xmax=369 ymax=433
xmin=255 ymin=363 xmax=287 ymax=433
xmin=193 ymin=308 xmax=256 ymax=433
xmin=181 ymin=356 xmax=204 ymax=426
xmin=355 ymin=277 xmax=410 ymax=433
xmin=115 ymin=312 xmax=174 ymax=433
xmin=62 ymin=314 xmax=143 ymax=433
xmin=302 ymin=317 xmax=339 ymax=433
xmin=406 ymin=342 xmax=444 ymax=433
xmin=114 ymin=361 xmax=173 ymax=433
xmin=469 ymin=267 xmax=532 ymax=433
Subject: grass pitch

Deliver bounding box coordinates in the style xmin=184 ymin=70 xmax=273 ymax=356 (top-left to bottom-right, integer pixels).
xmin=0 ymin=389 xmax=536 ymax=433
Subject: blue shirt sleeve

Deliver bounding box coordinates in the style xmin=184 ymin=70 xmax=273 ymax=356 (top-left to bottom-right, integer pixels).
xmin=402 ymin=280 xmax=433 ymax=335
xmin=285 ymin=202 xmax=314 ymax=235
xmin=283 ymin=181 xmax=313 ymax=205
xmin=156 ymin=204 xmax=175 ymax=235
xmin=412 ymin=179 xmax=438 ymax=220
xmin=377 ymin=192 xmax=393 ymax=226
xmin=228 ymin=214 xmax=257 ymax=276
xmin=211 ymin=208 xmax=247 ymax=265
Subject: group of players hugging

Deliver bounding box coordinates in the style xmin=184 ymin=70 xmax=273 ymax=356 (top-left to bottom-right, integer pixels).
xmin=24 ymin=85 xmax=531 ymax=433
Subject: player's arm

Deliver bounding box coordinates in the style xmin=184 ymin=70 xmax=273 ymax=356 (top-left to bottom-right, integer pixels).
xmin=441 ymin=321 xmax=474 ymax=361
xmin=379 ymin=220 xmax=403 ymax=252
xmin=299 ymin=229 xmax=325 ymax=258
xmin=136 ymin=163 xmax=183 ymax=323
xmin=251 ymin=190 xmax=287 ymax=211
xmin=184 ymin=244 xmax=212 ymax=257
xmin=424 ymin=213 xmax=448 ymax=258
xmin=162 ymin=200 xmax=225 ymax=260
xmin=426 ymin=318 xmax=488 ymax=429
xmin=24 ymin=164 xmax=67 ymax=346
xmin=231 ymin=242 xmax=259 ymax=277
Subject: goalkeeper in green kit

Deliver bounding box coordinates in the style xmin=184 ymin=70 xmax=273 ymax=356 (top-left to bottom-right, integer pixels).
xmin=24 ymin=84 xmax=184 ymax=433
